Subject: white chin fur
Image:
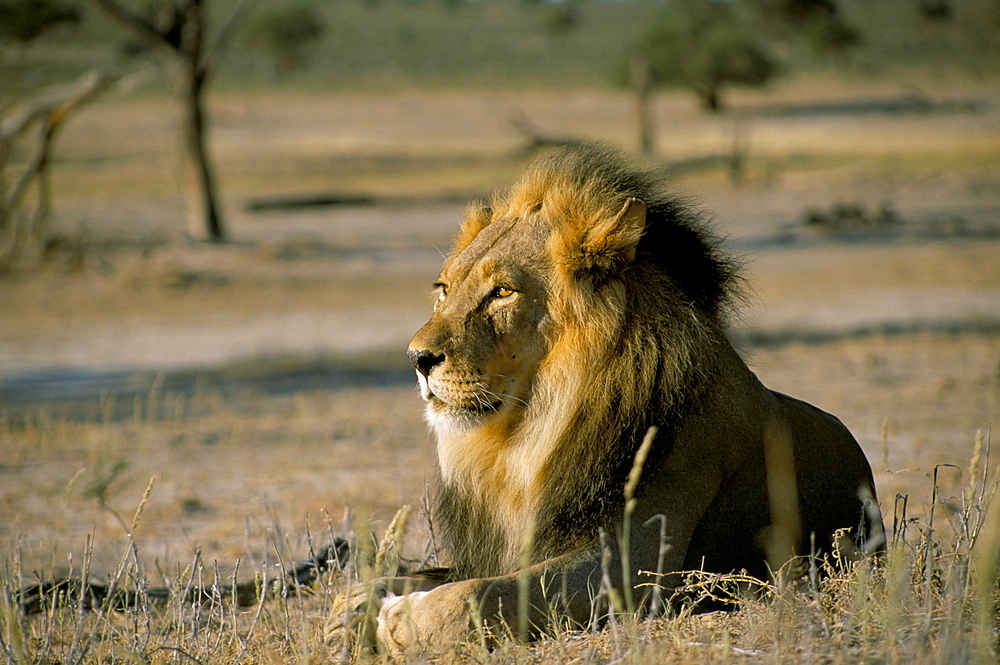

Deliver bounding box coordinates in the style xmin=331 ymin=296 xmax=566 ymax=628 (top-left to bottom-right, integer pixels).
xmin=418 ymin=376 xmax=504 ymax=436
xmin=425 ymin=402 xmax=481 ymax=436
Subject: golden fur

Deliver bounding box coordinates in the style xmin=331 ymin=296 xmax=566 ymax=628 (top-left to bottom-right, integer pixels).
xmin=377 ymin=144 xmax=883 ymax=659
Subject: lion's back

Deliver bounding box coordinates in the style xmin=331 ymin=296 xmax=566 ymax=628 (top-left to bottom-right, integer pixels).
xmin=777 ymin=391 xmax=882 ymax=554
xmin=682 ymin=390 xmax=881 ymax=580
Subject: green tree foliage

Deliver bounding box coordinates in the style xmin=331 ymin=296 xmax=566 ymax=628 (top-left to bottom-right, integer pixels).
xmin=752 ymin=0 xmax=837 ymax=23
xmin=747 ymin=0 xmax=860 ymax=55
xmin=0 ymin=0 xmax=80 ymax=47
xmin=801 ymin=12 xmax=859 ymax=55
xmin=634 ymin=0 xmax=776 ymax=112
xmin=245 ymin=4 xmax=325 ymax=73
xmin=540 ymin=4 xmax=578 ymax=36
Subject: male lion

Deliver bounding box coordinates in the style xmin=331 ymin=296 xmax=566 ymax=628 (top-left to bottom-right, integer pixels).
xmin=377 ymin=144 xmax=882 ymax=658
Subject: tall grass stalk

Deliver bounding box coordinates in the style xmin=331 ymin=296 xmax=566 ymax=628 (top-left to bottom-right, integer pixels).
xmin=621 ymin=426 xmax=656 ymax=616
xmin=517 ymin=515 xmax=536 ymax=644
xmin=974 ymin=485 xmax=1000 ymax=661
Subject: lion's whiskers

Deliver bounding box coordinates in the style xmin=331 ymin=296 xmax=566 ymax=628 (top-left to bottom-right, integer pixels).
xmin=481 ymin=387 xmax=529 ymax=410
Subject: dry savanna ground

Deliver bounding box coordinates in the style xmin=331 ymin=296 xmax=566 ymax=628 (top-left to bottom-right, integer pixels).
xmin=1 ymin=76 xmax=999 ymax=663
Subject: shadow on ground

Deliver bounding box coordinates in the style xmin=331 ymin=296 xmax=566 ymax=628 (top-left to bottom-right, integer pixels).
xmin=0 ymin=352 xmax=415 ymax=423
xmin=5 ymin=318 xmax=999 ymax=423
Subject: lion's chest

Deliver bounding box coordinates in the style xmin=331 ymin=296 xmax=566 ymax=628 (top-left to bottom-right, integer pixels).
xmin=436 ymin=429 xmax=553 ymax=573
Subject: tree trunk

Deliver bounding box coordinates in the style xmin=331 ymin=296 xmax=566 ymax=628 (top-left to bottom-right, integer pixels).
xmin=180 ymin=0 xmax=225 ymax=242
xmin=698 ymin=85 xmax=722 ymax=113
xmin=181 ymin=69 xmax=225 ymax=241
xmin=631 ymin=59 xmax=655 ymax=156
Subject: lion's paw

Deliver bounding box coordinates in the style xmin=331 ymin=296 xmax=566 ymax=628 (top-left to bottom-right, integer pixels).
xmin=376 ymin=581 xmax=480 ymax=662
xmin=323 ymin=581 xmax=386 ymax=651
xmin=377 ymin=591 xmax=438 ymax=660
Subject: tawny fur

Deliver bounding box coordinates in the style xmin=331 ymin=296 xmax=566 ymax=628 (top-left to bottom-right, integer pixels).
xmin=381 ymin=144 xmax=882 ymax=659
xmin=433 ymin=144 xmax=748 ymax=577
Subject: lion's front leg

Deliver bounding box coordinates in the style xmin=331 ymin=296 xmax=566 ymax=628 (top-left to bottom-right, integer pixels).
xmin=375 ymin=549 xmax=609 ymax=660
xmin=375 ymin=521 xmax=703 ymax=659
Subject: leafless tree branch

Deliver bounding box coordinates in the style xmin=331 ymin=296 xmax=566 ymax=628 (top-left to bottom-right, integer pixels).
xmin=0 ymin=71 xmax=113 ymax=264
xmin=91 ymin=0 xmax=178 ymax=55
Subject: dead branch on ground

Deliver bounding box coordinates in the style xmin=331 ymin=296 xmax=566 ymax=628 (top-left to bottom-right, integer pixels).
xmin=14 ymin=539 xmax=349 ymax=616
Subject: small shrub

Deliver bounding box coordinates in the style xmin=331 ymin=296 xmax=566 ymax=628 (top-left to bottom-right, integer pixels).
xmin=0 ymin=0 xmax=79 ymax=47
xmin=541 ymin=5 xmax=578 ymax=36
xmin=245 ymin=4 xmax=326 ymax=74
xmin=634 ymin=0 xmax=776 ymax=112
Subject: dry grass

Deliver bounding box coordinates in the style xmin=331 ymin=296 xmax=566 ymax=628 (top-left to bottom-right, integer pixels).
xmin=1 ymin=440 xmax=998 ymax=664
xmin=1 ymin=338 xmax=997 ymax=663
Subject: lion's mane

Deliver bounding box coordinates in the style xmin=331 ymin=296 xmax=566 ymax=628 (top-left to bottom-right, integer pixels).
xmin=436 ymin=145 xmax=747 ymax=579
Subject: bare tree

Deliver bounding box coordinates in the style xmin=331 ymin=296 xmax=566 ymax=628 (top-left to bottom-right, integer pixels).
xmin=0 ymin=71 xmax=111 ymax=267
xmin=92 ymin=0 xmax=249 ymax=242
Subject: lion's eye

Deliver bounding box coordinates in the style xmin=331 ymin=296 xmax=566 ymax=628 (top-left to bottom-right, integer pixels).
xmin=493 ymin=287 xmax=515 ymax=298
xmin=434 ymin=283 xmax=449 ymax=302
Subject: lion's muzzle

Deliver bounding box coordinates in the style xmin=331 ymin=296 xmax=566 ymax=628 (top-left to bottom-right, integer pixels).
xmin=408 ymin=349 xmax=444 ymax=378
xmin=408 ymin=348 xmax=444 ymax=402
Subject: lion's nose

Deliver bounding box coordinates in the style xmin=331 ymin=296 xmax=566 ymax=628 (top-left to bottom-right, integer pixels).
xmin=408 ymin=349 xmax=445 ymax=378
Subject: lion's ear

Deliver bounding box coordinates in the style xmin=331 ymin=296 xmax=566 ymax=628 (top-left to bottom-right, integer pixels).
xmin=452 ymin=205 xmax=493 ymax=252
xmin=575 ymin=197 xmax=646 ymax=276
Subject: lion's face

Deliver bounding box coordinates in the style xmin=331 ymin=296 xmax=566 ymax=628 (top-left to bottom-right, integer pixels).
xmin=408 ymin=212 xmax=554 ymax=434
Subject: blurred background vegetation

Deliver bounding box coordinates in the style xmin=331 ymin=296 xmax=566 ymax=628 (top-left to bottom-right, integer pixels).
xmin=3 ymin=0 xmax=999 ymax=95
xmin=3 ymin=0 xmax=999 ymax=253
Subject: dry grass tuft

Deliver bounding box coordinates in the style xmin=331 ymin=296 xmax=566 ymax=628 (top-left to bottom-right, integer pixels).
xmin=1 ymin=335 xmax=996 ymax=663
xmin=2 ymin=427 xmax=997 ymax=664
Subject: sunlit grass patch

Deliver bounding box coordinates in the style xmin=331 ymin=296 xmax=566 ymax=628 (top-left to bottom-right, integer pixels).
xmin=2 ymin=428 xmax=996 ymax=663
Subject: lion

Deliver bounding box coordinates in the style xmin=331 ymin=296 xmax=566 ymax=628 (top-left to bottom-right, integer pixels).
xmin=370 ymin=144 xmax=883 ymax=659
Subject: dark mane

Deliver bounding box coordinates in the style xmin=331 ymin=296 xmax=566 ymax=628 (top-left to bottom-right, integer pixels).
xmin=502 ymin=143 xmax=744 ymax=320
